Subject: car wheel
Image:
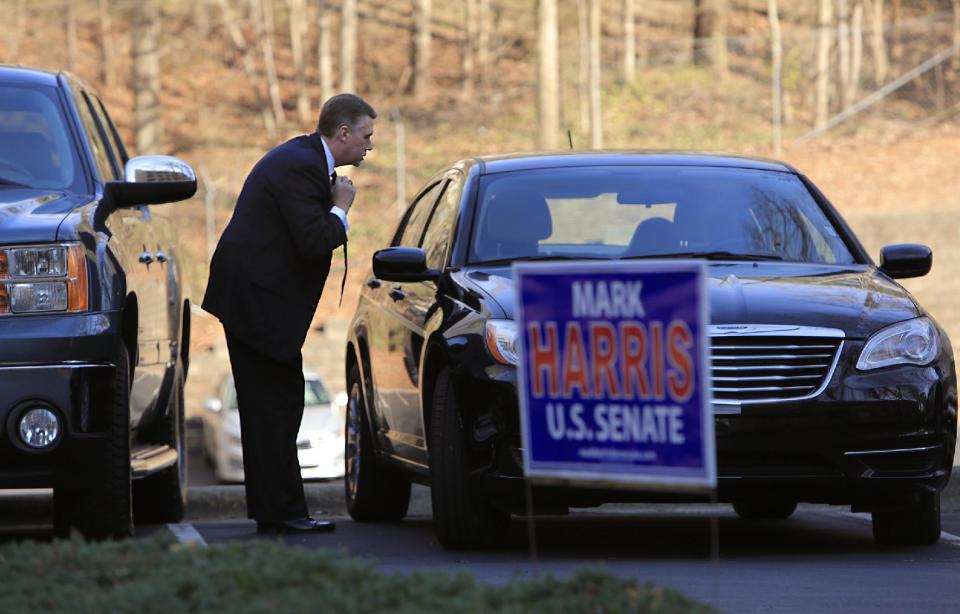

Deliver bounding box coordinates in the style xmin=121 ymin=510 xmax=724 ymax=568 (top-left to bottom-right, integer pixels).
xmin=732 ymin=499 xmax=797 ymax=520
xmin=54 ymin=345 xmax=134 ymax=540
xmin=133 ymin=372 xmax=187 ymax=524
xmin=429 ymin=368 xmax=510 ymax=550
xmin=872 ymin=492 xmax=941 ymax=545
xmin=344 ymin=363 xmax=410 ymax=521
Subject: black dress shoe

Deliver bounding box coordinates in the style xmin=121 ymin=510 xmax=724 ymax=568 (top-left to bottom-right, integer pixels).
xmin=256 ymin=517 xmax=336 ymax=534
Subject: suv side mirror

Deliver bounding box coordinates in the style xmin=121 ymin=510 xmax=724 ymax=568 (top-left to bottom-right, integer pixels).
xmin=879 ymin=243 xmax=932 ymax=279
xmin=104 ymin=155 xmax=197 ymax=207
xmin=373 ymin=247 xmax=441 ymax=282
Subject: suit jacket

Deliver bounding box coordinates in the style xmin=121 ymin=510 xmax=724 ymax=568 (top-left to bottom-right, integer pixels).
xmin=202 ymin=132 xmax=346 ymax=362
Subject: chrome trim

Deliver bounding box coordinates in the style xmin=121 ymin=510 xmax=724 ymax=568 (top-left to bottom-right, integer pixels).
xmin=125 ymin=155 xmax=196 ymax=184
xmin=711 ymin=324 xmax=844 ymax=338
xmin=0 ymin=362 xmax=113 ymax=371
xmin=131 ymin=445 xmax=178 ymax=478
xmin=844 ymin=446 xmax=939 ymax=457
xmin=709 ymin=324 xmax=845 ymax=408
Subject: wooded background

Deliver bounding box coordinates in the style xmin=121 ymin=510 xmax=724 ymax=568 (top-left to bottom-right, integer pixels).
xmin=3 ymin=0 xmax=959 ymax=402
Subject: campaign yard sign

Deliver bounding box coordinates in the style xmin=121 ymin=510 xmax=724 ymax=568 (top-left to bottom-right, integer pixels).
xmin=514 ymin=261 xmax=715 ymax=491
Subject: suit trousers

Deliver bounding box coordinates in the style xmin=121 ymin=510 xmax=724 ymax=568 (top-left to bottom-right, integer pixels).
xmin=224 ymin=328 xmax=309 ymax=522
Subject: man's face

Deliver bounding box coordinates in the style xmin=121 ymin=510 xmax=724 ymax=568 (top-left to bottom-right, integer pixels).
xmin=340 ymin=116 xmax=375 ymax=167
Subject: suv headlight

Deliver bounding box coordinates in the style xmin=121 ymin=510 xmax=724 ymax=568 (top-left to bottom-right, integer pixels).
xmin=485 ymin=319 xmax=520 ymax=366
xmin=0 ymin=244 xmax=88 ymax=314
xmin=857 ymin=317 xmax=938 ymax=370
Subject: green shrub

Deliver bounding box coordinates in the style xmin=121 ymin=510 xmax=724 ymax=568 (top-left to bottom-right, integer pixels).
xmin=0 ymin=535 xmax=714 ymax=613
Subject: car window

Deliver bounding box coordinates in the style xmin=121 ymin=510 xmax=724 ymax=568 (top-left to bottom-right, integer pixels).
xmin=393 ymin=180 xmax=445 ymax=247
xmin=94 ymin=96 xmax=129 ymax=165
xmin=421 ymin=173 xmax=461 ymax=270
xmin=83 ymin=92 xmax=123 ymax=177
xmin=72 ymin=89 xmax=118 ymax=181
xmin=304 ymin=379 xmax=331 ymax=405
xmin=0 ymin=83 xmax=83 ymax=191
xmin=470 ymin=166 xmax=856 ymax=265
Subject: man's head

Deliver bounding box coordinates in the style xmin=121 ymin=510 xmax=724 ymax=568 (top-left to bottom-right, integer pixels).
xmin=317 ymin=94 xmax=376 ymax=167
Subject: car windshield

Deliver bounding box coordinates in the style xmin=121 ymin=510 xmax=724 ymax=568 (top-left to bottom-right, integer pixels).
xmin=0 ymin=83 xmax=83 ymax=191
xmin=469 ymin=166 xmax=856 ymax=265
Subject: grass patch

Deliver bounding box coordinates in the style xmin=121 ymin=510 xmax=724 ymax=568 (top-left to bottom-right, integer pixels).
xmin=0 ymin=535 xmax=714 ymax=613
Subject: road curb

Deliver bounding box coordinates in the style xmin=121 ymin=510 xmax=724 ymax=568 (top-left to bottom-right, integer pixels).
xmin=184 ymin=470 xmax=960 ymax=519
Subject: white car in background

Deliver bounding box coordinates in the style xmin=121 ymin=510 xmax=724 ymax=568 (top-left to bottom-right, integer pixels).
xmin=202 ymin=372 xmax=347 ymax=483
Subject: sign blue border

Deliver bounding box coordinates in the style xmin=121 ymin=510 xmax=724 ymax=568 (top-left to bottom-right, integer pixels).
xmin=514 ymin=260 xmax=716 ymax=492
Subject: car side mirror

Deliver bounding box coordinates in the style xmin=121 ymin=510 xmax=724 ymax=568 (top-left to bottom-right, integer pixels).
xmin=104 ymin=155 xmax=198 ymax=207
xmin=372 ymin=247 xmax=441 ymax=282
xmin=879 ymin=243 xmax=932 ymax=279
xmin=203 ymin=398 xmax=223 ymax=413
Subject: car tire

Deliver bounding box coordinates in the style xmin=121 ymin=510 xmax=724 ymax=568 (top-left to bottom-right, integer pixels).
xmin=133 ymin=371 xmax=187 ymax=524
xmin=872 ymin=492 xmax=941 ymax=545
xmin=732 ymin=499 xmax=797 ymax=520
xmin=53 ymin=345 xmax=134 ymax=540
xmin=429 ymin=368 xmax=510 ymax=550
xmin=344 ymin=363 xmax=411 ymax=521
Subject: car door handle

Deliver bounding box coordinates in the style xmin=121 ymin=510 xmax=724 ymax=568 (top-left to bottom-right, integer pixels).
xmin=389 ymin=287 xmax=405 ymax=302
xmin=155 ymin=250 xmax=167 ymax=263
xmin=139 ymin=252 xmax=154 ymax=264
xmin=366 ymin=277 xmax=381 ymax=289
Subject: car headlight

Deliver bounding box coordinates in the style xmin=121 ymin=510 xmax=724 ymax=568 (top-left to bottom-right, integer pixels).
xmin=857 ymin=317 xmax=939 ymax=370
xmin=0 ymin=244 xmax=88 ymax=314
xmin=485 ymin=319 xmax=520 ymax=366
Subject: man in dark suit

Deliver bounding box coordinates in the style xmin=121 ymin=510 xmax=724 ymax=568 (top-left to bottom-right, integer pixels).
xmin=202 ymin=94 xmax=376 ymax=533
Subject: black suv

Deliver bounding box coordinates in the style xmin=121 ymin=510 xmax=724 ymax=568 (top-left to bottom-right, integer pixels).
xmin=0 ymin=66 xmax=196 ymax=539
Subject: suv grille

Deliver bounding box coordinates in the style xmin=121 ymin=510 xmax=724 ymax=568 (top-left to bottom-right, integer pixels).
xmin=710 ymin=326 xmax=843 ymax=406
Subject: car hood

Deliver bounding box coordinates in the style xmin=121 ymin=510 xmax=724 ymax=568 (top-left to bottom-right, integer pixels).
xmin=0 ymin=188 xmax=89 ymax=243
xmin=462 ymin=262 xmax=922 ymax=339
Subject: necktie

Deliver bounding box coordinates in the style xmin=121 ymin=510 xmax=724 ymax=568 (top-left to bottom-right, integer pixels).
xmin=331 ymin=171 xmax=347 ymax=307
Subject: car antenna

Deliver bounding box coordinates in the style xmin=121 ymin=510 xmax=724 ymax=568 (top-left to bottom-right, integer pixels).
xmin=567 ymin=129 xmax=574 ymax=150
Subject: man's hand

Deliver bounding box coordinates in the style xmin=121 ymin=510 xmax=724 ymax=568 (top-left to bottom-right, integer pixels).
xmin=332 ymin=176 xmax=357 ymax=213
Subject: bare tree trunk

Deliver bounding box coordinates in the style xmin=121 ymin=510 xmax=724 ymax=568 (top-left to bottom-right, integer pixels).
xmin=589 ymin=0 xmax=603 ymax=149
xmin=695 ymin=0 xmax=729 ymax=79
xmin=477 ymin=0 xmax=490 ymax=85
xmin=411 ymin=0 xmax=432 ymax=98
xmin=341 ymin=0 xmax=357 ymax=92
xmin=578 ymin=0 xmax=590 ymax=135
xmin=847 ymin=1 xmax=863 ymax=105
xmin=867 ymin=0 xmax=887 ymax=85
xmin=768 ymin=0 xmax=783 ymax=156
xmin=538 ymin=0 xmax=559 ymax=149
xmin=318 ymin=0 xmax=334 ymax=103
xmin=464 ymin=0 xmax=477 ymax=96
xmin=6 ymin=0 xmax=25 ymax=60
xmin=98 ymin=0 xmax=114 ymax=87
xmin=133 ymin=0 xmax=162 ymax=154
xmin=215 ymin=0 xmax=277 ymax=138
xmin=65 ymin=0 xmax=77 ymax=73
xmin=890 ymin=0 xmax=902 ymax=71
xmin=953 ymin=0 xmax=960 ymax=70
xmin=195 ymin=0 xmax=212 ymax=40
xmin=623 ymin=0 xmax=636 ymax=82
xmin=251 ymin=0 xmax=286 ymax=130
xmin=837 ymin=0 xmax=852 ymax=110
xmin=288 ymin=0 xmax=310 ymax=125
xmin=816 ymin=0 xmax=833 ymax=129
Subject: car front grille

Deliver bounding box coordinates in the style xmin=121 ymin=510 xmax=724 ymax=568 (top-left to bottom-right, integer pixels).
xmin=710 ymin=325 xmax=844 ymax=407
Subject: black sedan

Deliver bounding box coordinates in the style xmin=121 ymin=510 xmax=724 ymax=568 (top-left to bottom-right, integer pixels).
xmin=343 ymin=152 xmax=956 ymax=549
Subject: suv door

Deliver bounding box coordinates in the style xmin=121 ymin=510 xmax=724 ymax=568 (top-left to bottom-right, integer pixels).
xmin=368 ymin=179 xmax=446 ymax=461
xmin=73 ymin=88 xmax=164 ymax=425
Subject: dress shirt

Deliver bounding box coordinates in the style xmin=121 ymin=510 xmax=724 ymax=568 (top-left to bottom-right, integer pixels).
xmin=320 ymin=136 xmax=350 ymax=233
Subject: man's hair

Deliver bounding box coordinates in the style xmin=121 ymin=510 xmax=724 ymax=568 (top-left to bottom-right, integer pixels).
xmin=317 ymin=94 xmax=377 ymax=137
